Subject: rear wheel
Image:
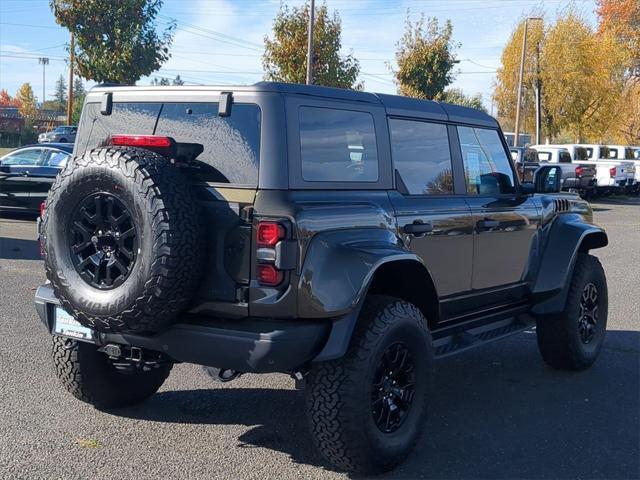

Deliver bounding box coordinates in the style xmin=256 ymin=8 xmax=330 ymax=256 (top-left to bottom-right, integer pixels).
xmin=305 ymin=296 xmax=434 ymax=474
xmin=52 ymin=336 xmax=172 ymax=409
xmin=536 ymin=253 xmax=608 ymax=370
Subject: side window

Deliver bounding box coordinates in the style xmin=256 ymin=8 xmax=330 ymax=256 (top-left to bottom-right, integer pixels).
xmin=299 ymin=106 xmax=378 ymax=182
xmin=155 ymin=103 xmax=261 ymax=186
xmin=575 ymin=147 xmax=589 ymax=160
xmin=559 ymin=151 xmax=572 ymax=163
xmin=44 ymin=150 xmax=70 ymax=167
xmin=458 ymin=126 xmax=515 ymax=195
xmin=537 ymin=151 xmax=551 ymax=162
xmin=607 ymin=148 xmax=618 ymax=159
xmin=389 ymin=119 xmax=454 ymax=195
xmin=1 ymin=149 xmax=42 ymax=166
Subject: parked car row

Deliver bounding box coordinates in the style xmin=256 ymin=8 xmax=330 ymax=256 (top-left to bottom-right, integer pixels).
xmin=0 ymin=143 xmax=73 ymax=213
xmin=510 ymin=144 xmax=639 ymax=197
xmin=531 ymin=144 xmax=638 ymax=195
xmin=509 ymin=146 xmax=597 ymax=197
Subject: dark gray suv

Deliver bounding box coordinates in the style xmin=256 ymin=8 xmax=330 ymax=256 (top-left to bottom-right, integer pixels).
xmin=35 ymin=82 xmax=608 ymax=474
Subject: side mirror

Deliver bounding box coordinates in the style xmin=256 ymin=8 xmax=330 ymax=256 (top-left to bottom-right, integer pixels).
xmin=519 ymin=181 xmax=535 ymax=195
xmin=533 ymin=165 xmax=562 ymax=193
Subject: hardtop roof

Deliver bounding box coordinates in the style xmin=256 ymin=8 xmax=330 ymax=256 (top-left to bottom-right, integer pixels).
xmin=89 ymin=81 xmax=499 ymax=128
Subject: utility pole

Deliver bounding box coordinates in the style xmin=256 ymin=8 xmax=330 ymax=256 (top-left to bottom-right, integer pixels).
xmin=306 ymin=0 xmax=315 ymax=85
xmin=513 ymin=17 xmax=542 ymax=147
xmin=534 ymin=40 xmax=542 ymax=145
xmin=66 ymin=33 xmax=74 ymax=125
xmin=38 ymin=57 xmax=49 ymax=106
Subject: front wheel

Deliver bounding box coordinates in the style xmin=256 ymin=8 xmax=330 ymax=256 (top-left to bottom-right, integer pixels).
xmin=305 ymin=296 xmax=434 ymax=474
xmin=52 ymin=336 xmax=172 ymax=409
xmin=536 ymin=253 xmax=608 ymax=370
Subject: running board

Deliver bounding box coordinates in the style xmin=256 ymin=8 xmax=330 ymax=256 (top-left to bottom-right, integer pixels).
xmin=432 ymin=315 xmax=535 ymax=358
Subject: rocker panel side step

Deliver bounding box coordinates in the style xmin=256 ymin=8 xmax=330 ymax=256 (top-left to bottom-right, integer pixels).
xmin=433 ymin=314 xmax=535 ymax=358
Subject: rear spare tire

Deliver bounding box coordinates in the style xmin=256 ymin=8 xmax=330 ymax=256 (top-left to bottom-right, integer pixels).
xmin=43 ymin=146 xmax=201 ymax=334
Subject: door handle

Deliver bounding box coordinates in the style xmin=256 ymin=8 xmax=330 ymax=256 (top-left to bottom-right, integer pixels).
xmin=477 ymin=218 xmax=499 ymax=229
xmin=403 ymin=221 xmax=433 ymax=235
xmin=23 ymin=171 xmax=30 ymax=176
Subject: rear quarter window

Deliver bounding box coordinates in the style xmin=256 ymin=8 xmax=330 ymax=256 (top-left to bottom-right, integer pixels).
xmin=299 ymin=106 xmax=379 ymax=182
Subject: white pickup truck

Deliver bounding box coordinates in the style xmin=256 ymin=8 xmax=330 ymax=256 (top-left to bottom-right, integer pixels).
xmin=604 ymin=145 xmax=640 ymax=193
xmin=539 ymin=144 xmax=636 ymax=194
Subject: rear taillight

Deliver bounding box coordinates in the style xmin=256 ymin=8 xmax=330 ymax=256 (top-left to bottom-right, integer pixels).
xmin=575 ymin=166 xmax=584 ymax=177
xmin=257 ymin=222 xmax=285 ymax=247
xmin=257 ymin=264 xmax=283 ymax=286
xmin=39 ymin=201 xmax=46 ymax=218
xmin=610 ymin=167 xmax=617 ymax=178
xmin=256 ymin=221 xmax=288 ymax=286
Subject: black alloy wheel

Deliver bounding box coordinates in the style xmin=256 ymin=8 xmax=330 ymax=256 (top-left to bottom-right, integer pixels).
xmin=578 ymin=282 xmax=599 ymax=344
xmin=69 ymin=192 xmax=137 ymax=290
xmin=371 ymin=342 xmax=416 ymax=434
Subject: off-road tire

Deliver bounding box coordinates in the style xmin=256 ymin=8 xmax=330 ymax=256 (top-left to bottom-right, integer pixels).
xmin=52 ymin=336 xmax=172 ymax=409
xmin=42 ymin=146 xmax=201 ymax=334
xmin=536 ymin=253 xmax=608 ymax=370
xmin=305 ymin=295 xmax=434 ymax=474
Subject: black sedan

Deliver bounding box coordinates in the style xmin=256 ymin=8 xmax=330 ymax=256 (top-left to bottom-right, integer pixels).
xmin=0 ymin=143 xmax=73 ymax=214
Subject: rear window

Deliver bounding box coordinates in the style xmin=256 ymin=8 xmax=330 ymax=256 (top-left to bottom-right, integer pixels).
xmin=76 ymin=101 xmax=261 ymax=186
xmin=559 ymin=151 xmax=572 ymax=163
xmin=299 ymin=106 xmax=378 ymax=182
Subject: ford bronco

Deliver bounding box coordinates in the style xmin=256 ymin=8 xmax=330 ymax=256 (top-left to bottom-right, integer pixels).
xmin=35 ymin=82 xmax=608 ymax=474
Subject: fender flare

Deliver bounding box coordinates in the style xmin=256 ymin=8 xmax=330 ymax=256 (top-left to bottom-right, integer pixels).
xmin=531 ymin=218 xmax=607 ymax=315
xmin=297 ymin=228 xmax=434 ymax=362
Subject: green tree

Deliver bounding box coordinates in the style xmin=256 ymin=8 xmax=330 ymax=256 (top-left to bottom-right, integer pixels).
xmin=53 ymin=74 xmax=67 ymax=107
xmin=263 ymin=2 xmax=361 ymax=89
xmin=151 ymin=77 xmax=170 ymax=86
xmin=15 ymin=83 xmax=37 ymax=122
xmin=50 ymin=0 xmax=175 ymax=84
xmin=392 ymin=15 xmax=459 ymax=100
xmin=442 ymin=88 xmax=487 ymax=112
xmin=73 ymin=77 xmax=85 ymax=100
xmin=172 ymin=74 xmax=184 ymax=85
xmin=71 ymin=92 xmax=85 ymax=125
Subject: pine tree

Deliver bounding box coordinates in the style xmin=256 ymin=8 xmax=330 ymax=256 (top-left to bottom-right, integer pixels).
xmin=53 ymin=74 xmax=67 ymax=107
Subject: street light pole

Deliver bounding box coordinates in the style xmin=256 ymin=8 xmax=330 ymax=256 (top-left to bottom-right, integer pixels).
xmin=513 ymin=17 xmax=542 ymax=147
xmin=38 ymin=57 xmax=49 ymax=106
xmin=306 ymin=0 xmax=315 ymax=85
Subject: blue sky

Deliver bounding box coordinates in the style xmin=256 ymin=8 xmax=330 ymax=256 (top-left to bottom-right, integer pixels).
xmin=0 ymin=0 xmax=598 ymax=110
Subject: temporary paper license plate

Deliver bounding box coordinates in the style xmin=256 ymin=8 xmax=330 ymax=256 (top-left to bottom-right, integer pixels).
xmin=53 ymin=307 xmax=94 ymax=343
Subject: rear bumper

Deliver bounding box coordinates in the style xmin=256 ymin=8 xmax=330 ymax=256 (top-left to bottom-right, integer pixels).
xmin=563 ymin=177 xmax=596 ymax=191
xmin=35 ymin=285 xmax=331 ymax=373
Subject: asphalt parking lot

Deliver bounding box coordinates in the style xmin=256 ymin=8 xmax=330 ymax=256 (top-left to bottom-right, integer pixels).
xmin=0 ymin=198 xmax=638 ymax=480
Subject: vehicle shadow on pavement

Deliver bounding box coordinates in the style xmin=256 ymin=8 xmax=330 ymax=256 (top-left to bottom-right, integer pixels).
xmin=0 ymin=237 xmax=41 ymax=260
xmin=115 ymin=331 xmax=639 ymax=479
